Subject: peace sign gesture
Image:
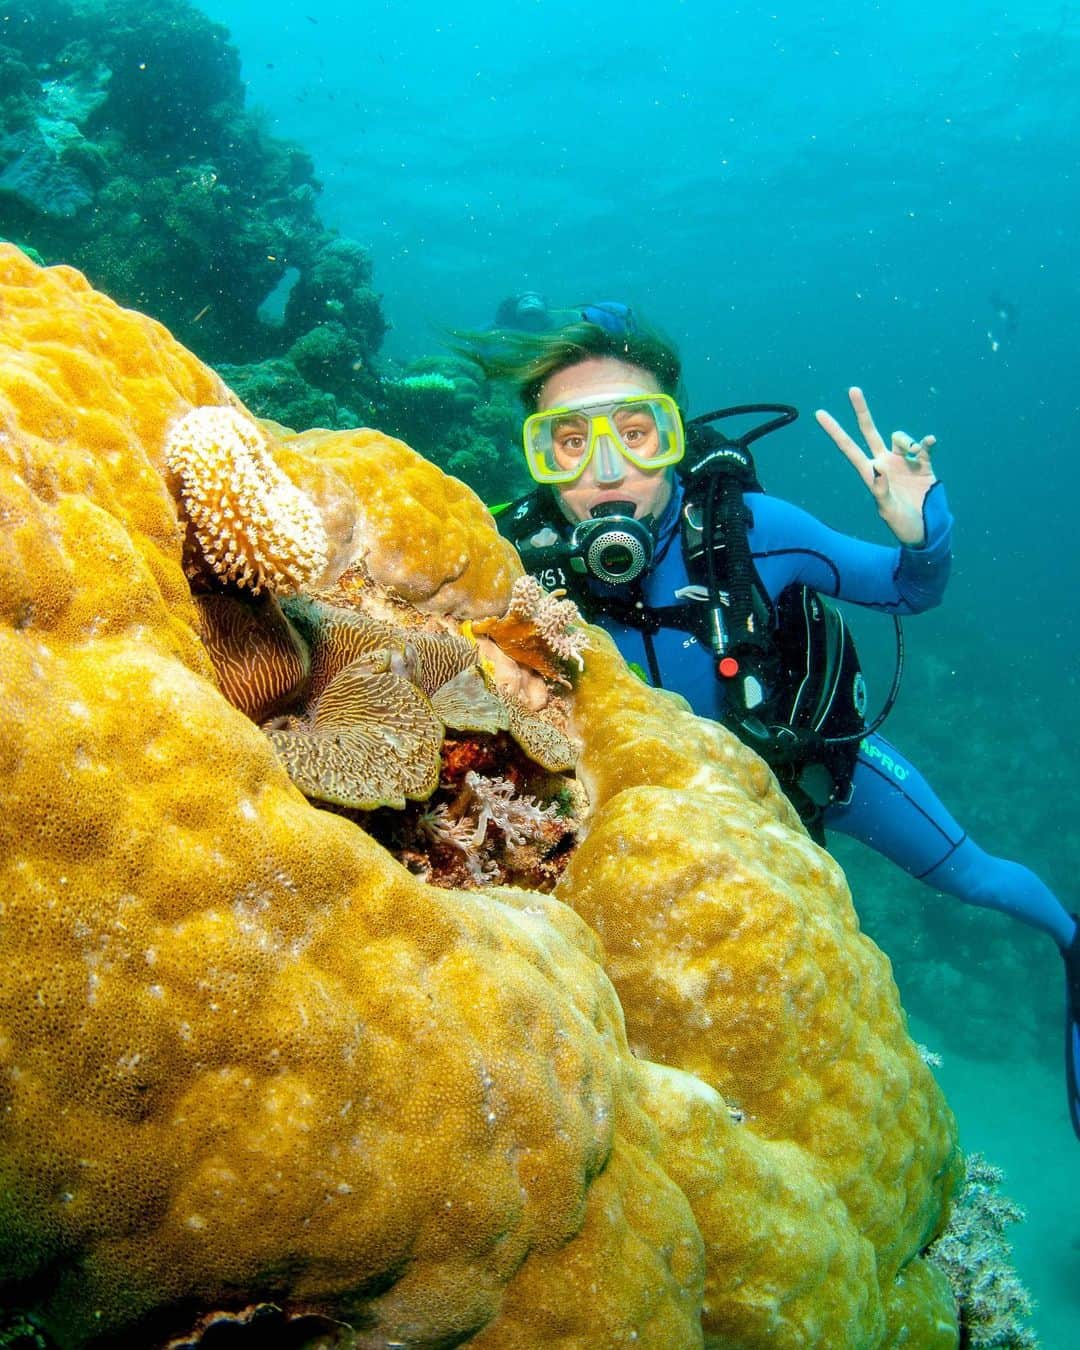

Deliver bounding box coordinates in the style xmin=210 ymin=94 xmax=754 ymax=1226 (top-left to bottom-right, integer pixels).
xmin=815 ymin=387 xmax=937 ymax=546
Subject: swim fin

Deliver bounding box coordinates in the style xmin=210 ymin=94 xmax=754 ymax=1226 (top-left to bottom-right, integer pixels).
xmin=1065 ymin=917 xmax=1080 ymax=1141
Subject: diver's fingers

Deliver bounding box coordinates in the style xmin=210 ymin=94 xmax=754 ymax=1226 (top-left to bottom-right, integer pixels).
xmin=890 ymin=430 xmax=938 ymax=465
xmin=849 ymin=387 xmax=889 ymax=458
xmin=815 ymin=407 xmax=876 ymax=489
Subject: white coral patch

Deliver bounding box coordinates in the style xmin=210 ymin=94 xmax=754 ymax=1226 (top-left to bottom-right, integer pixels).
xmin=165 ymin=405 xmax=329 ymax=595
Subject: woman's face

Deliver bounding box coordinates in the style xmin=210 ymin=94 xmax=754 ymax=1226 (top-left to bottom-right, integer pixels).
xmin=536 ymin=358 xmax=675 ymax=525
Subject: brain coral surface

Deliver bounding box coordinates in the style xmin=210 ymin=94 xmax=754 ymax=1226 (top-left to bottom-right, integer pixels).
xmin=0 ymin=245 xmax=960 ymax=1348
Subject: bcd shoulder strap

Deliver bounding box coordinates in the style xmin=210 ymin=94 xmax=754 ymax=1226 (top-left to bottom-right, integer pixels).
xmin=679 ymin=455 xmax=778 ymax=716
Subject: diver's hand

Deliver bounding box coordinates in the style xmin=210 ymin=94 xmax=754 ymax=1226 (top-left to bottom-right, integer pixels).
xmin=814 ymin=387 xmax=937 ymax=546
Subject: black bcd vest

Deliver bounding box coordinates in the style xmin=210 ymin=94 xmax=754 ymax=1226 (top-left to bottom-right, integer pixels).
xmin=496 ymin=482 xmax=869 ymax=840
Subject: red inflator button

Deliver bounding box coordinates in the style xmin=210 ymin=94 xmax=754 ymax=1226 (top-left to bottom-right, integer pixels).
xmin=718 ymin=657 xmax=740 ymax=678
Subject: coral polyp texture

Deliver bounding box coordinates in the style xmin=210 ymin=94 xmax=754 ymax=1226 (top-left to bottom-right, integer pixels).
xmin=0 ymin=244 xmax=962 ymax=1347
xmin=165 ymin=405 xmax=333 ymax=595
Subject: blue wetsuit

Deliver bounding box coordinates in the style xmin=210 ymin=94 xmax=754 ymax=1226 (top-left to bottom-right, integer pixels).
xmin=566 ymin=478 xmax=1076 ymax=952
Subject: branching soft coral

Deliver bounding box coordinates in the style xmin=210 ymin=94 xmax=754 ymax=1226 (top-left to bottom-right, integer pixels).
xmin=472 ymin=574 xmax=588 ymax=682
xmin=417 ymin=766 xmax=578 ymax=888
xmin=466 ymin=770 xmax=562 ymax=844
xmin=927 ymin=1153 xmax=1038 ymax=1349
xmin=507 ymin=575 xmax=588 ymax=670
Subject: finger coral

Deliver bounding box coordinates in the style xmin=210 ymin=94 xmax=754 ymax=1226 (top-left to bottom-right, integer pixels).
xmin=0 ymin=245 xmax=962 ymax=1348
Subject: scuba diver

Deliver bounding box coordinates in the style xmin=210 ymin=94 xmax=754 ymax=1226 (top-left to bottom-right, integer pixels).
xmin=492 ymin=290 xmax=555 ymax=333
xmin=465 ymin=300 xmax=1080 ymax=1142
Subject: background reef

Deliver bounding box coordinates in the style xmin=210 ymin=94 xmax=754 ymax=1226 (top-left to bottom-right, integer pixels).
xmin=0 ymin=0 xmax=529 ymax=504
xmin=0 ymin=0 xmax=386 ymax=369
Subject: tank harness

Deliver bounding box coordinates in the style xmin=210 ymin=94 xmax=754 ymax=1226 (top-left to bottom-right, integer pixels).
xmin=496 ymin=404 xmax=905 ymax=843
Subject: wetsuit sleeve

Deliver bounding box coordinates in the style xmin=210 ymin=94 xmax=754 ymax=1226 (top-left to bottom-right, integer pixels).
xmin=750 ymin=481 xmax=953 ymax=613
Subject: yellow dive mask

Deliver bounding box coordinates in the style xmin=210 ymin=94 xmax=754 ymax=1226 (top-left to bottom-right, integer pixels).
xmin=522 ymin=392 xmax=685 ymax=485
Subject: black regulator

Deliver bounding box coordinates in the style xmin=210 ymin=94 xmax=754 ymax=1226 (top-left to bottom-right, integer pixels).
xmin=564 ymin=500 xmax=656 ymax=585
xmin=513 ymin=498 xmax=657 ymax=588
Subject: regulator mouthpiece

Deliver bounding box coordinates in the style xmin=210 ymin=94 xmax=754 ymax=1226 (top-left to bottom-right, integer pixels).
xmin=569 ymin=503 xmax=655 ymax=585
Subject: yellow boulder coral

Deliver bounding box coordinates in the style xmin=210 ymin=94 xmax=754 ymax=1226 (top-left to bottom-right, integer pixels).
xmin=282 ymin=424 xmax=523 ymax=619
xmin=563 ymin=632 xmax=962 ymax=1342
xmin=0 ymin=245 xmax=960 ymax=1347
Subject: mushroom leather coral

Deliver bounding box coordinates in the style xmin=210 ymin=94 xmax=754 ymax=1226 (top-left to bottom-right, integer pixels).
xmin=0 ymin=246 xmax=960 ymax=1347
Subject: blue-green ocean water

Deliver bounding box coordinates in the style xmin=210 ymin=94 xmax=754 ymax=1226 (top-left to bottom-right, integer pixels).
xmin=206 ymin=1 xmax=1079 ymax=1342
xmin=30 ymin=0 xmax=1080 ymax=1340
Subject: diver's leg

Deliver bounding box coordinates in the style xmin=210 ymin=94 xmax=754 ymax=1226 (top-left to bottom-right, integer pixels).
xmin=827 ymin=732 xmax=1080 ymax=1138
xmin=827 ymin=733 xmax=1074 ymax=945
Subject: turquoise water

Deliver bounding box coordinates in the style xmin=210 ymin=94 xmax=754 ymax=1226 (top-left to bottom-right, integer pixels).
xmin=207 ymin=0 xmax=1080 ymax=794
xmin=201 ymin=3 xmax=1080 ymax=1340
xmin=8 ymin=0 xmax=1080 ymax=1340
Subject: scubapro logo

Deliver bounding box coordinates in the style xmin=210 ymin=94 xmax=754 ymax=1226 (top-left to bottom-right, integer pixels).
xmin=861 ymin=738 xmax=909 ymax=781
xmin=701 ymin=447 xmax=750 ymax=472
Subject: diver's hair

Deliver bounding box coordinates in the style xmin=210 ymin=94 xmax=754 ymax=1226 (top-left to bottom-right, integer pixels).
xmin=453 ymin=317 xmax=684 ymax=411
